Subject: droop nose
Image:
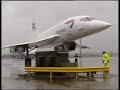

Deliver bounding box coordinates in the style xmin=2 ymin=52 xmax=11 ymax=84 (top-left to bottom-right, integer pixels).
xmin=94 ymin=20 xmax=112 ymax=31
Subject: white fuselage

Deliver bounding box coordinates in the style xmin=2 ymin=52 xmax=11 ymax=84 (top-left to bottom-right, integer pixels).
xmin=2 ymin=16 xmax=112 ymax=54
xmin=37 ymin=16 xmax=111 ymax=47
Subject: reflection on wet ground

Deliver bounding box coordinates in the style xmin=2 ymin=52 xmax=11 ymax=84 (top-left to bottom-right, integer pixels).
xmin=2 ymin=57 xmax=118 ymax=89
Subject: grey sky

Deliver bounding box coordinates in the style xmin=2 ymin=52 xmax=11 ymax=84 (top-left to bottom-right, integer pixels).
xmin=2 ymin=1 xmax=118 ymax=54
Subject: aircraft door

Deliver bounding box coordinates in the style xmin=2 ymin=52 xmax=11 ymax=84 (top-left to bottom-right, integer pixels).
xmin=77 ymin=18 xmax=86 ymax=38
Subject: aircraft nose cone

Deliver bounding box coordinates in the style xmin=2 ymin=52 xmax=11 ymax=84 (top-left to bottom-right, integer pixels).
xmin=102 ymin=21 xmax=112 ymax=28
xmin=95 ymin=20 xmax=112 ymax=31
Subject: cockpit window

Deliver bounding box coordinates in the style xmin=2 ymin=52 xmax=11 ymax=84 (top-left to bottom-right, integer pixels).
xmin=86 ymin=17 xmax=91 ymax=21
xmin=89 ymin=17 xmax=95 ymax=20
xmin=80 ymin=17 xmax=95 ymax=21
xmin=84 ymin=18 xmax=87 ymax=21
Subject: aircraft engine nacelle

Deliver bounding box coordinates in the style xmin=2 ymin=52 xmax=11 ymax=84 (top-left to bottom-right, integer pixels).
xmin=54 ymin=41 xmax=76 ymax=51
xmin=10 ymin=45 xmax=28 ymax=53
xmin=67 ymin=42 xmax=76 ymax=50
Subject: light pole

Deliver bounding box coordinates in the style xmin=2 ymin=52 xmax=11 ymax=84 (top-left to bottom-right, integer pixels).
xmin=80 ymin=39 xmax=82 ymax=67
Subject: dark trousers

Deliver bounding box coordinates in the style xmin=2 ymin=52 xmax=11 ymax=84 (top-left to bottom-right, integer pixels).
xmin=75 ymin=59 xmax=77 ymax=62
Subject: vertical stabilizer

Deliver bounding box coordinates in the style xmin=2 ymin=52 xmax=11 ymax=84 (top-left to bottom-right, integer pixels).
xmin=28 ymin=18 xmax=39 ymax=41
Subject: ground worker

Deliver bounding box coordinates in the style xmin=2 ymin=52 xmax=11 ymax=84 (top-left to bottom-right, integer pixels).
xmin=75 ymin=54 xmax=78 ymax=62
xmin=103 ymin=51 xmax=110 ymax=67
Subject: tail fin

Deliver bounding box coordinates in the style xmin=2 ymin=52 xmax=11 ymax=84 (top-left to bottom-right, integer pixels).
xmin=32 ymin=18 xmax=36 ymax=31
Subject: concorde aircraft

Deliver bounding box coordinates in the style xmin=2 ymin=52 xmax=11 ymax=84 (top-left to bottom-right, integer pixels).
xmin=3 ymin=16 xmax=112 ymax=53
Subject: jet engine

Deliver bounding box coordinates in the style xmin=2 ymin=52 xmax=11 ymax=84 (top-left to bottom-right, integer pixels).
xmin=10 ymin=44 xmax=28 ymax=53
xmin=54 ymin=41 xmax=76 ymax=51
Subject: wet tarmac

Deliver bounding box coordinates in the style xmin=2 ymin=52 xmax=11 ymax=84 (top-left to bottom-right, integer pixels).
xmin=2 ymin=56 xmax=118 ymax=89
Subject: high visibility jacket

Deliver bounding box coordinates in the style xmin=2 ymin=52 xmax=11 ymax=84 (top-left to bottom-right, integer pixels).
xmin=103 ymin=53 xmax=110 ymax=62
xmin=107 ymin=53 xmax=111 ymax=60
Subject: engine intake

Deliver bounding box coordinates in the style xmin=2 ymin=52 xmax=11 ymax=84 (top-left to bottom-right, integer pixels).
xmin=54 ymin=41 xmax=76 ymax=51
xmin=10 ymin=44 xmax=28 ymax=53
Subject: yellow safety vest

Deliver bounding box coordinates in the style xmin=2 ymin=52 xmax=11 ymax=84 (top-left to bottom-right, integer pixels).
xmin=107 ymin=53 xmax=110 ymax=60
xmin=103 ymin=53 xmax=110 ymax=66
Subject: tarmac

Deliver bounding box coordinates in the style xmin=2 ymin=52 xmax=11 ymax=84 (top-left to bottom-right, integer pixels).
xmin=2 ymin=56 xmax=118 ymax=89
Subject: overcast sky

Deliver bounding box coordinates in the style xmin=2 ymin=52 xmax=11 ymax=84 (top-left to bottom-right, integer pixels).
xmin=2 ymin=1 xmax=118 ymax=54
